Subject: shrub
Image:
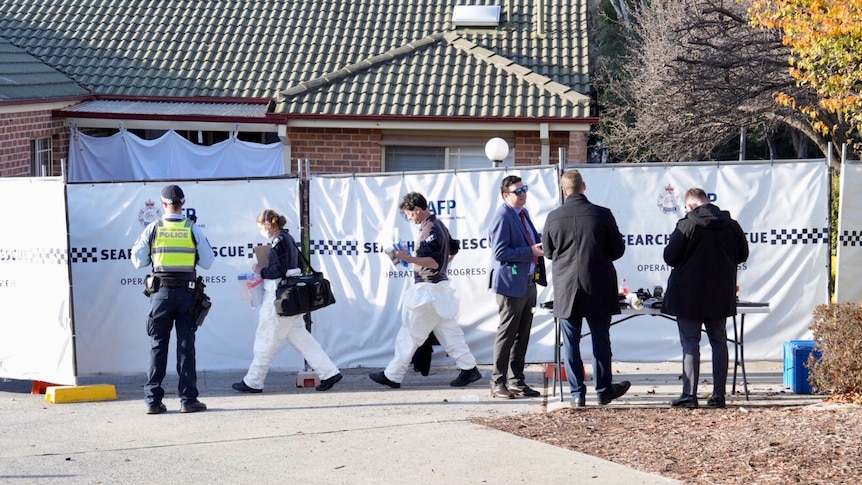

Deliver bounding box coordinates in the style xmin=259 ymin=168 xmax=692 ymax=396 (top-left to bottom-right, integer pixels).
xmin=808 ymin=302 xmax=862 ymax=403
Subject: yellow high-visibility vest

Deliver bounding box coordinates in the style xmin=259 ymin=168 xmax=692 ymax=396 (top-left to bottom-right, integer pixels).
xmin=151 ymin=219 xmax=196 ymax=273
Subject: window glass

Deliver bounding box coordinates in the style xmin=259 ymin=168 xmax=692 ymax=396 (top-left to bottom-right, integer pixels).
xmin=385 ymin=146 xmax=446 ymax=172
xmin=449 ymin=146 xmax=514 ymax=169
xmin=386 ymin=145 xmax=514 ymax=171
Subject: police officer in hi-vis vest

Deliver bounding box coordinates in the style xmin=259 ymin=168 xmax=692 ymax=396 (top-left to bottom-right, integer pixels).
xmin=132 ymin=185 xmax=215 ymax=415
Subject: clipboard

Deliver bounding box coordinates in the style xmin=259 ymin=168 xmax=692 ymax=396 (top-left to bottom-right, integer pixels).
xmin=254 ymin=244 xmax=271 ymax=267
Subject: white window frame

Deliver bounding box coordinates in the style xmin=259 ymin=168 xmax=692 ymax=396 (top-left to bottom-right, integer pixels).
xmin=31 ymin=137 xmax=53 ymax=177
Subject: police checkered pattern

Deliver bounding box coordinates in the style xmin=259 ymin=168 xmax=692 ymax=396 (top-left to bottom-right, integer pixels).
xmin=309 ymin=239 xmax=359 ymax=255
xmin=841 ymin=230 xmax=862 ymax=247
xmin=41 ymin=248 xmax=68 ymax=265
xmin=1 ymin=247 xmax=70 ymax=264
xmin=770 ymin=228 xmax=829 ymax=245
xmin=70 ymin=247 xmax=99 ymax=263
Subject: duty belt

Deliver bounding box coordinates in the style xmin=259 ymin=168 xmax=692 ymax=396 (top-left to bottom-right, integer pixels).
xmin=157 ymin=276 xmax=196 ymax=289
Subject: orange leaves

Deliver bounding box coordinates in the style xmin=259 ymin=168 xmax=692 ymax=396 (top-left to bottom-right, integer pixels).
xmin=750 ymin=0 xmax=862 ymax=141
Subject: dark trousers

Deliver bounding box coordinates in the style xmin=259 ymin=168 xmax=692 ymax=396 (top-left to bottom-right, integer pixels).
xmin=677 ymin=316 xmax=728 ymax=396
xmin=492 ymin=281 xmax=536 ymax=386
xmin=560 ymin=315 xmax=613 ymax=399
xmin=145 ymin=286 xmax=198 ymax=405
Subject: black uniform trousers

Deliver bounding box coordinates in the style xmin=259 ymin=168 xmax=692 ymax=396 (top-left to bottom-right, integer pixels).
xmin=144 ymin=285 xmax=199 ymax=406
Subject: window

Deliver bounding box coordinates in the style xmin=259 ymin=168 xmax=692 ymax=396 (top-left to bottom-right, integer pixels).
xmin=385 ymin=144 xmax=514 ymax=172
xmin=385 ymin=146 xmax=445 ymax=172
xmin=30 ymin=137 xmax=53 ymax=177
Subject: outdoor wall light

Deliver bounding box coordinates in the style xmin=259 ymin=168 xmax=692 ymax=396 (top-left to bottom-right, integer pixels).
xmin=485 ymin=137 xmax=509 ymax=167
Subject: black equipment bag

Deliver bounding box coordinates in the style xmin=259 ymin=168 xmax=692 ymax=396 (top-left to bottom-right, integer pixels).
xmin=274 ymin=250 xmax=336 ymax=316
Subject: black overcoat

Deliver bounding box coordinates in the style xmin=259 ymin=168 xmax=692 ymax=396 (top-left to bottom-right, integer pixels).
xmin=542 ymin=193 xmax=625 ymax=320
xmin=662 ymin=204 xmax=750 ymax=319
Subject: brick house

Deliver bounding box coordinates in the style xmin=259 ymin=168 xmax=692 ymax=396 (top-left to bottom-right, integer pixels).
xmin=0 ymin=0 xmax=594 ymax=178
xmin=0 ymin=37 xmax=88 ymax=177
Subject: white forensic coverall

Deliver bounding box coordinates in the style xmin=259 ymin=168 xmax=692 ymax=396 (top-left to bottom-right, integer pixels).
xmin=242 ymin=278 xmax=339 ymax=389
xmin=383 ymin=280 xmax=477 ymax=383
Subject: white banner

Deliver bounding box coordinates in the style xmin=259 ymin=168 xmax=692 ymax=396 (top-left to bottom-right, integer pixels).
xmin=577 ymin=161 xmax=830 ymax=361
xmin=2 ymin=161 xmax=831 ymax=378
xmin=307 ymin=167 xmax=561 ymax=368
xmin=835 ymin=160 xmax=862 ymax=304
xmin=306 ymin=161 xmax=829 ymax=368
xmin=0 ymin=179 xmax=75 ymax=384
xmin=68 ymin=178 xmax=302 ymax=374
xmin=68 ymin=128 xmax=285 ymax=182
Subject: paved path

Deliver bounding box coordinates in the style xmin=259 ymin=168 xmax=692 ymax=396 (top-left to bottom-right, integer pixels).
xmin=0 ymin=361 xmax=818 ymax=484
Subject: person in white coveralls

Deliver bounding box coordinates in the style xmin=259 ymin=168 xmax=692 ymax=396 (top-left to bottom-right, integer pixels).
xmin=232 ymin=209 xmax=342 ymax=393
xmin=369 ymin=192 xmax=482 ymax=389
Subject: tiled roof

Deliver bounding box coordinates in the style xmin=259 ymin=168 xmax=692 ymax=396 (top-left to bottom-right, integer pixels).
xmin=279 ymin=32 xmax=588 ymax=117
xmin=0 ymin=36 xmax=89 ymax=101
xmin=0 ymin=0 xmax=590 ymax=119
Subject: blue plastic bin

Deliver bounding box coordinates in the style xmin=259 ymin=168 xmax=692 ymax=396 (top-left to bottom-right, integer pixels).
xmin=783 ymin=340 xmax=821 ymax=394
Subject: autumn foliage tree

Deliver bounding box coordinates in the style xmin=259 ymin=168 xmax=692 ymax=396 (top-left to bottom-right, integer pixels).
xmin=750 ymin=0 xmax=862 ymax=153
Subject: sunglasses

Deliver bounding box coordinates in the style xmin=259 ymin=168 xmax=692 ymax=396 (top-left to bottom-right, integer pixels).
xmin=508 ymin=185 xmax=529 ymax=196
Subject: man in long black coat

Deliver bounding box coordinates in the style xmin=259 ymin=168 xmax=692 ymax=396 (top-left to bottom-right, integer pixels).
xmin=663 ymin=187 xmax=749 ymax=409
xmin=543 ymin=170 xmax=630 ymax=407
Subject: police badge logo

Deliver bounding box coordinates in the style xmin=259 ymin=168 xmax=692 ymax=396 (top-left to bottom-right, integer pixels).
xmin=138 ymin=200 xmax=163 ymax=227
xmin=657 ymin=185 xmax=682 ymax=215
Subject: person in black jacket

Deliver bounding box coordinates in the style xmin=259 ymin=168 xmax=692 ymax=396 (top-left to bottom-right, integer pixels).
xmin=663 ymin=188 xmax=749 ymax=409
xmin=543 ymin=170 xmax=630 ymax=407
xmin=232 ymin=209 xmax=342 ymax=393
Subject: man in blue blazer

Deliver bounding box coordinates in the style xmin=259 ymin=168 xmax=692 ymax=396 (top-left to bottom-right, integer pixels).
xmin=488 ymin=175 xmax=547 ymax=399
xmin=543 ymin=170 xmax=630 ymax=407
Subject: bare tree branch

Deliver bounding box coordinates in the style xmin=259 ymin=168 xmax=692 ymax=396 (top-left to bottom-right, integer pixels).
xmin=594 ymin=0 xmax=840 ymax=162
xmin=607 ymin=0 xmax=632 ymax=29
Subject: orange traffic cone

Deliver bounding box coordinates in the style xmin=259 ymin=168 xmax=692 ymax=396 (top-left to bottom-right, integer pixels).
xmin=544 ymin=363 xmax=589 ymax=381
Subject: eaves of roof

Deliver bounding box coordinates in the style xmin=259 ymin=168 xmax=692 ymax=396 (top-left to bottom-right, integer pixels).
xmin=57 ymin=96 xmax=269 ymax=116
xmin=51 ymin=95 xmax=280 ymax=125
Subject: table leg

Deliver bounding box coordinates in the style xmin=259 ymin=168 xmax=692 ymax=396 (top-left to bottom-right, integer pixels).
xmin=740 ymin=313 xmax=749 ymax=400
xmin=730 ymin=314 xmax=750 ymax=400
xmin=730 ymin=315 xmax=739 ymax=396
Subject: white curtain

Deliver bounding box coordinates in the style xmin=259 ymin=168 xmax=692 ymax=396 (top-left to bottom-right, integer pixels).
xmin=68 ymin=127 xmax=284 ymax=182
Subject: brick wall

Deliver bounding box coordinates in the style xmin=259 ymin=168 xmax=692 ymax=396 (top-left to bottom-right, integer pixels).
xmin=567 ymin=131 xmax=588 ymax=164
xmin=513 ymin=131 xmax=588 ymax=165
xmin=287 ymin=127 xmax=384 ymax=174
xmin=287 ymin=127 xmax=589 ymax=173
xmin=0 ymin=111 xmax=69 ymax=177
